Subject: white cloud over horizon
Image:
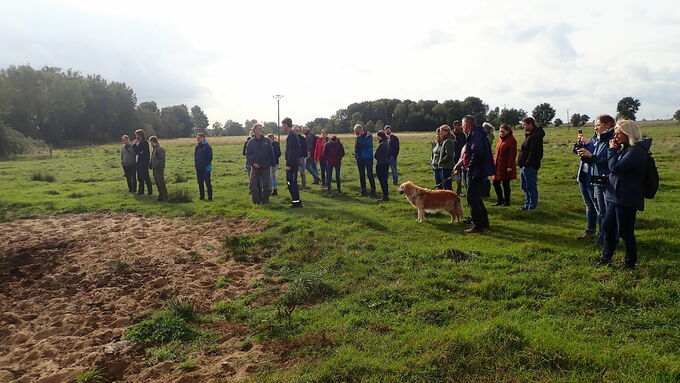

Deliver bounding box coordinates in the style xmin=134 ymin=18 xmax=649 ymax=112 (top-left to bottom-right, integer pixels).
xmin=1 ymin=0 xmax=679 ymax=125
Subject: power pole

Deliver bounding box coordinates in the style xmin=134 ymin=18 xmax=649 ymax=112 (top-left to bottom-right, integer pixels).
xmin=273 ymin=94 xmax=284 ymax=141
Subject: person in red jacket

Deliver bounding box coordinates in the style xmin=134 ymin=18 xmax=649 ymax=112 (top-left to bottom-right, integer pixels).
xmin=321 ymin=135 xmax=345 ymax=196
xmin=492 ymin=124 xmax=517 ymax=206
xmin=314 ymin=129 xmax=330 ymax=188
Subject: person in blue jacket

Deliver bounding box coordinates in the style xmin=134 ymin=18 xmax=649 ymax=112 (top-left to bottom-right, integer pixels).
xmin=573 ymin=129 xmax=597 ymax=240
xmin=456 ymin=115 xmax=495 ymax=233
xmin=194 ymin=132 xmax=213 ymax=201
xmin=354 ymin=124 xmax=376 ymax=197
xmin=576 ymin=114 xmax=616 ymax=244
xmin=596 ymin=120 xmax=650 ymax=270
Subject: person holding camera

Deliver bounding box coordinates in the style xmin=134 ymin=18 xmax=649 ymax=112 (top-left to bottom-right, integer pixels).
xmin=573 ymin=127 xmax=597 ymax=240
xmin=575 ymin=115 xmax=616 ymax=244
xmin=595 ymin=120 xmax=651 ymax=270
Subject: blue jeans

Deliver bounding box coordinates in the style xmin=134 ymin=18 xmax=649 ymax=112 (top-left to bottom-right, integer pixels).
xmin=579 ymin=182 xmax=597 ymax=232
xmin=270 ymin=164 xmax=278 ymax=190
xmin=440 ymin=168 xmax=453 ymax=190
xmin=593 ymin=185 xmax=609 ymax=242
xmin=286 ymin=164 xmax=301 ymax=203
xmin=601 ymin=203 xmax=638 ymax=266
xmin=319 ymin=158 xmax=327 ymax=185
xmin=357 ymin=157 xmax=376 ymax=193
xmin=196 ymin=169 xmax=212 ymax=200
xmin=305 ymin=158 xmax=319 ymax=180
xmin=433 ymin=168 xmax=443 ymax=189
xmin=388 ymin=157 xmax=398 ymax=185
xmin=326 ymin=165 xmax=341 ymax=193
xmin=520 ymin=166 xmax=539 ymax=209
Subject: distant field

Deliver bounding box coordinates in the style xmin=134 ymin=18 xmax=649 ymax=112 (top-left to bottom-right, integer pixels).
xmin=1 ymin=124 xmax=679 ymax=382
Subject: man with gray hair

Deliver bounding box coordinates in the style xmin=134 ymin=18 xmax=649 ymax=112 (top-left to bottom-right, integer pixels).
xmin=354 ymin=124 xmax=376 ymax=197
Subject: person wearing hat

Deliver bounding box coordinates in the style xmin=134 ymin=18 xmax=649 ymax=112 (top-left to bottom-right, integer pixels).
xmin=374 ymin=130 xmax=391 ymax=201
xmin=385 ymin=125 xmax=400 ymax=185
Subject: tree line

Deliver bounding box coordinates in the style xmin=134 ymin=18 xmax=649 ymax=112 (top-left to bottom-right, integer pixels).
xmin=0 ymin=65 xmax=210 ymax=150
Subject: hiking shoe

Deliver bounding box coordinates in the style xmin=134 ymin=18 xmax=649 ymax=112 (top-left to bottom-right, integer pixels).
xmin=595 ymin=259 xmax=612 ymax=268
xmin=578 ymin=230 xmax=595 ymax=240
xmin=464 ymin=226 xmax=485 ymax=234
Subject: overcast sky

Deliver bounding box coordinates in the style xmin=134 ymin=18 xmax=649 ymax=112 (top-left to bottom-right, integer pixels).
xmin=2 ymin=0 xmax=679 ymax=125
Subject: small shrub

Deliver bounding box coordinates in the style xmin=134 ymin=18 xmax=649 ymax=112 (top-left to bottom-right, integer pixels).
xmin=214 ymin=276 xmax=234 ymax=289
xmin=274 ymin=272 xmax=336 ymax=324
xmin=168 ymin=187 xmax=192 ymax=203
xmin=109 ymin=260 xmax=130 ymax=273
xmin=223 ymin=234 xmax=255 ymax=256
xmin=166 ymin=297 xmax=198 ymax=321
xmin=173 ymin=173 xmax=189 ymax=183
xmin=124 ymin=310 xmax=199 ymax=344
xmin=75 ymin=367 xmax=108 ymax=383
xmin=30 ymin=171 xmax=55 ymax=182
xmin=442 ymin=248 xmax=473 ymax=262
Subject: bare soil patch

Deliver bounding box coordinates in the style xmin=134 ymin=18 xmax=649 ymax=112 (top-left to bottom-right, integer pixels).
xmin=0 ymin=212 xmax=272 ymax=382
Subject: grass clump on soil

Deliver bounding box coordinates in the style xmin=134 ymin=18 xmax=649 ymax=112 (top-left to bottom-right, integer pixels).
xmin=213 ymin=298 xmax=253 ymax=322
xmin=173 ymin=172 xmax=189 ymax=183
xmin=29 ymin=171 xmax=55 ymax=182
xmin=124 ymin=309 xmax=200 ymax=344
xmin=214 ymin=275 xmax=235 ymax=289
xmin=74 ymin=367 xmax=108 ymax=383
xmin=167 ymin=187 xmax=192 ymax=203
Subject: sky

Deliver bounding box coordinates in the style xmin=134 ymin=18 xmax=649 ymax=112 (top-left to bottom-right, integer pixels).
xmin=2 ymin=0 xmax=679 ymax=125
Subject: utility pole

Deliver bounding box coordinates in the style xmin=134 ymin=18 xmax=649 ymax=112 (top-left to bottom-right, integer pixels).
xmin=273 ymin=94 xmax=284 ymax=141
xmin=566 ymin=108 xmax=570 ymax=130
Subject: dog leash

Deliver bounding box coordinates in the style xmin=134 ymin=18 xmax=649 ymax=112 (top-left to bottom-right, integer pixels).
xmin=417 ymin=175 xmax=455 ymax=195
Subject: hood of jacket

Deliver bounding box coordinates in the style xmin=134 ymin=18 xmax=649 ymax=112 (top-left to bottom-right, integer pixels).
xmin=525 ymin=126 xmax=545 ymax=139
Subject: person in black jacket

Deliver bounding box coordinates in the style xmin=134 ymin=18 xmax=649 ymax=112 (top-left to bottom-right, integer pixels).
xmin=283 ymin=118 xmax=302 ymax=208
xmin=195 ymin=132 xmax=213 ymax=201
xmin=374 ymin=130 xmax=391 ymax=201
xmin=133 ymin=129 xmax=153 ymax=195
xmin=267 ymin=134 xmax=281 ymax=196
xmin=517 ymin=117 xmax=545 ymax=210
xmin=245 ymin=124 xmax=276 ymax=204
xmin=385 ymin=125 xmax=400 ymax=185
xmin=294 ymin=126 xmax=308 ymax=189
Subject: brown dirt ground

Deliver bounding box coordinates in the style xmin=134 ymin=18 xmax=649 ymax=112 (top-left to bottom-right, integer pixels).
xmin=0 ymin=212 xmax=277 ymax=383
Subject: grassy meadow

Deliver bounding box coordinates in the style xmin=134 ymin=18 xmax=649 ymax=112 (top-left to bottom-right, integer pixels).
xmin=1 ymin=122 xmax=680 ymax=382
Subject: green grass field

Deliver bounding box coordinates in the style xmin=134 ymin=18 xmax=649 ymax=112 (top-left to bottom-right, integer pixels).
xmin=1 ymin=123 xmax=680 ymax=382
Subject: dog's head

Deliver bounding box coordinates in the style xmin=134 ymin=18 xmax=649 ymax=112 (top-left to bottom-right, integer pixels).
xmin=396 ymin=181 xmax=414 ymax=195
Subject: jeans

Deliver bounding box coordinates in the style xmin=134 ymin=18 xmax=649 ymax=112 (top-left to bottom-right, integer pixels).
xmin=467 ymin=175 xmax=489 ymax=229
xmin=326 ymin=165 xmax=341 ymax=193
xmin=388 ymin=157 xmax=399 ymax=185
xmin=286 ymin=164 xmax=301 ymax=203
xmin=440 ymin=168 xmax=453 ymax=190
xmin=270 ymin=164 xmax=278 ymax=190
xmin=305 ymin=158 xmax=319 ymax=180
xmin=520 ymin=166 xmax=539 ymax=209
xmin=357 ymin=157 xmax=376 ymax=193
xmin=434 ymin=168 xmax=443 ymax=189
xmin=376 ymin=162 xmax=389 ymax=197
xmin=298 ymin=157 xmax=307 ymax=187
xmin=136 ymin=164 xmax=153 ymax=194
xmin=593 ymin=185 xmax=610 ymax=242
xmin=319 ymin=158 xmax=327 ymax=185
xmin=123 ymin=165 xmax=137 ymax=192
xmin=579 ymin=182 xmax=597 ymax=232
xmin=454 ymin=174 xmax=463 ymax=195
xmin=601 ymin=203 xmax=638 ymax=266
xmin=249 ymin=166 xmax=270 ymax=204
xmin=153 ymin=169 xmax=168 ymax=201
xmin=493 ymin=179 xmax=511 ymax=205
xmin=196 ymin=169 xmax=212 ymax=200
xmin=461 ymin=170 xmax=469 ymax=195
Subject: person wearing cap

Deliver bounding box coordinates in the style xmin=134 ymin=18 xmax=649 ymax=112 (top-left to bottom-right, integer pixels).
xmin=374 ymin=130 xmax=391 ymax=201
xmin=385 ymin=125 xmax=400 ymax=185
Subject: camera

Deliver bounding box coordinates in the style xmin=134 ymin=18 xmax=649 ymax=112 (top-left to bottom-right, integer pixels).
xmin=592 ymin=175 xmax=609 ymax=186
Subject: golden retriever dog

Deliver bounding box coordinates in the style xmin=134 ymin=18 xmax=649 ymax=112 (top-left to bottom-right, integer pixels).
xmin=397 ymin=181 xmax=464 ymax=223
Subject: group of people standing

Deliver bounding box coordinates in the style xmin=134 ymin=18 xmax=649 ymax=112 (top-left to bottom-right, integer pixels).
xmin=573 ymin=116 xmax=651 ymax=269
xmin=120 ymin=129 xmax=167 ymax=201
xmin=428 ymin=115 xmax=544 ymax=233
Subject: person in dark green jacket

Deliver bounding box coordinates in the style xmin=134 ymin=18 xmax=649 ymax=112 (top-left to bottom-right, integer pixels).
xmin=437 ymin=125 xmax=456 ymax=190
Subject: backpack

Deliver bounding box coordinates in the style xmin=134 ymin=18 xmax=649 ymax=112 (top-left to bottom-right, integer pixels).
xmin=643 ymin=152 xmax=659 ymax=199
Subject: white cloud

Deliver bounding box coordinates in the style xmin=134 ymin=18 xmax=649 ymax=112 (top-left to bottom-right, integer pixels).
xmin=2 ymin=0 xmax=680 ymax=124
